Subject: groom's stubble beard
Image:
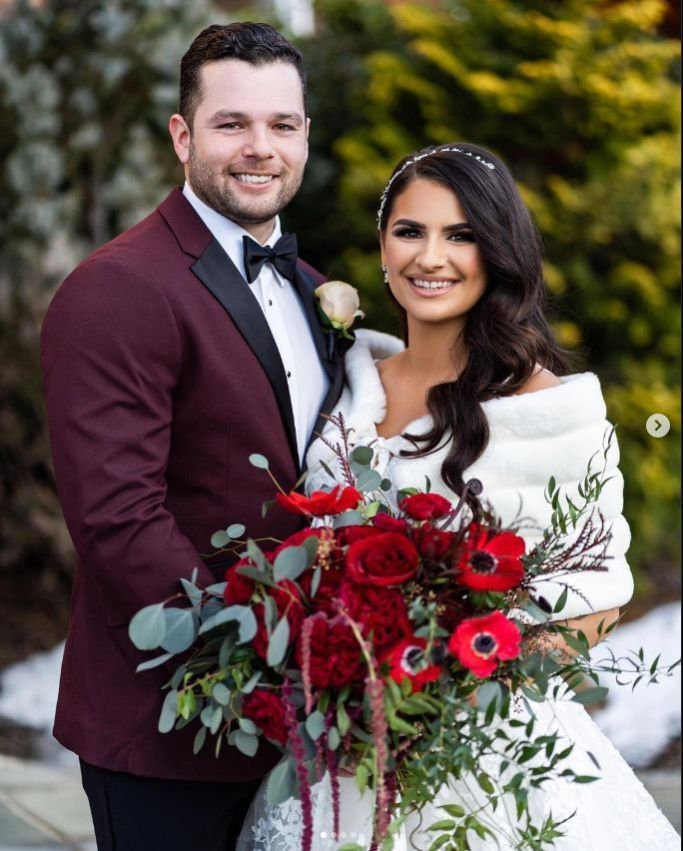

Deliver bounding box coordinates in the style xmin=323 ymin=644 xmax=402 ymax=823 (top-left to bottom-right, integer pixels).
xmin=186 ymin=139 xmax=305 ymax=227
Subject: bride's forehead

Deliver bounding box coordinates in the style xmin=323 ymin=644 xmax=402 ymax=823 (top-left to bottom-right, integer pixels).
xmin=390 ymin=179 xmax=466 ymax=222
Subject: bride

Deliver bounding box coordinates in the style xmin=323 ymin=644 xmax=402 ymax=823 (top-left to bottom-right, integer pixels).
xmin=237 ymin=144 xmax=680 ymax=849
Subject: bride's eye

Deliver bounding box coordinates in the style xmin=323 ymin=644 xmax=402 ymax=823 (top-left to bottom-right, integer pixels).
xmin=392 ymin=226 xmax=422 ymax=239
xmin=448 ymin=230 xmax=476 ymax=243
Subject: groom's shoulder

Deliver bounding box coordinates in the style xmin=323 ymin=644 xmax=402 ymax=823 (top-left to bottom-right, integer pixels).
xmin=53 ymin=190 xmax=202 ymax=303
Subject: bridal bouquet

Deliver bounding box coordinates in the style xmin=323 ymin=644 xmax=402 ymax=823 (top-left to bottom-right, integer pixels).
xmin=129 ymin=418 xmax=674 ymax=851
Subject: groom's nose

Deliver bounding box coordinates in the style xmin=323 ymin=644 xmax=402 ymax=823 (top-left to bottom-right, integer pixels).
xmin=242 ymin=125 xmax=276 ymax=160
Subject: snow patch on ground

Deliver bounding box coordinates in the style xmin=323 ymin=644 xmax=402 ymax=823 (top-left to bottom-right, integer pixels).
xmin=0 ymin=604 xmax=680 ymax=768
xmin=590 ymin=601 xmax=681 ymax=767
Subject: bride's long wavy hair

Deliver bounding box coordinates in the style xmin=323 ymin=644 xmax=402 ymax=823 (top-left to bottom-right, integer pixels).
xmin=378 ymin=143 xmax=571 ymax=499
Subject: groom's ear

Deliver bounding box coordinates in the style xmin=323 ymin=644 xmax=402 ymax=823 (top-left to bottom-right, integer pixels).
xmin=169 ymin=114 xmax=191 ymax=166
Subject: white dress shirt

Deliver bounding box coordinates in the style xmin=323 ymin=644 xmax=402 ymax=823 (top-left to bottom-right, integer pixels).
xmin=183 ymin=182 xmax=329 ymax=464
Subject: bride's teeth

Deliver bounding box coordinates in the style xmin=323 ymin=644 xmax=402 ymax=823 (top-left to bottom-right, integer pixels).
xmin=234 ymin=174 xmax=274 ymax=184
xmin=411 ymin=279 xmax=455 ymax=290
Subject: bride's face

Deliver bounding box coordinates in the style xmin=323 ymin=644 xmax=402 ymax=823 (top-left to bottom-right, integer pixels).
xmin=381 ymin=178 xmax=487 ymax=326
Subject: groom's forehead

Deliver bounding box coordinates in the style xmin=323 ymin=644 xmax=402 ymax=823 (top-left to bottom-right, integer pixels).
xmin=196 ymin=59 xmax=306 ymax=115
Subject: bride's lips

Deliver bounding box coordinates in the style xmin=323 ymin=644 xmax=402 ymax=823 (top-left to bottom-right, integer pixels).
xmin=406 ymin=276 xmax=460 ymax=297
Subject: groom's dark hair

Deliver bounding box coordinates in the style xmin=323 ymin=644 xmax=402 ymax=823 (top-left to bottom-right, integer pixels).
xmin=180 ymin=23 xmax=307 ymax=127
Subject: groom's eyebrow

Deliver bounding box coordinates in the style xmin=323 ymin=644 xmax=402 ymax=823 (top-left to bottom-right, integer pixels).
xmin=207 ymin=110 xmax=304 ymax=126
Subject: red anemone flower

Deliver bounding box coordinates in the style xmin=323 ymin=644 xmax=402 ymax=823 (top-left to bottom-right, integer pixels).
xmin=455 ymin=526 xmax=525 ymax=591
xmin=382 ymin=637 xmax=442 ymax=691
xmin=276 ymin=485 xmax=363 ymax=517
xmin=448 ymin=611 xmax=522 ymax=678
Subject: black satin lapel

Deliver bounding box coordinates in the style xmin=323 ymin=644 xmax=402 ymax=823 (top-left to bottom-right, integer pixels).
xmin=291 ymin=267 xmax=335 ymax=379
xmin=191 ymin=238 xmax=299 ymax=467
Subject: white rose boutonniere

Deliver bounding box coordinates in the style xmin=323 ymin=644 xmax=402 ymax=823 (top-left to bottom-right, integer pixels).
xmin=314 ymin=281 xmax=365 ymax=342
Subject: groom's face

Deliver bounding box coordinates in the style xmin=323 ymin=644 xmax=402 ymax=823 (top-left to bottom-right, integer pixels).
xmin=175 ymin=59 xmax=309 ymax=231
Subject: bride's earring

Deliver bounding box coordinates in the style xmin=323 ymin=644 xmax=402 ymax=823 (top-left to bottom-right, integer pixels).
xmin=381 ymin=264 xmax=389 ymax=284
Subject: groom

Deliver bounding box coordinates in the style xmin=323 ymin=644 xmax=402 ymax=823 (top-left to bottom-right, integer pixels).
xmin=41 ymin=23 xmax=343 ymax=851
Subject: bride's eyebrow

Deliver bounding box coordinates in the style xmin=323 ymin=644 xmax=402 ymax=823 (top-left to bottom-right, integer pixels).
xmin=392 ymin=218 xmax=471 ymax=231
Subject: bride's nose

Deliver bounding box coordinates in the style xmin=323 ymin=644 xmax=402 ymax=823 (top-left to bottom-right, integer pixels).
xmin=415 ymin=236 xmax=447 ymax=271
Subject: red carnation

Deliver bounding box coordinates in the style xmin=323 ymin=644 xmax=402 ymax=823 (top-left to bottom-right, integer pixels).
xmin=252 ymin=580 xmax=305 ymax=659
xmin=276 ymin=485 xmax=363 ymax=517
xmin=340 ymin=582 xmax=412 ymax=653
xmin=300 ymin=563 xmax=345 ymax=616
xmin=400 ymin=492 xmax=453 ymax=521
xmin=412 ymin=525 xmax=455 ymax=560
xmin=382 ymin=637 xmax=442 ymax=691
xmin=372 ymin=514 xmax=408 ymax=534
xmin=454 ymin=526 xmax=525 ymax=592
xmin=295 ymin=615 xmax=365 ymax=688
xmin=242 ymin=689 xmax=288 ymax=746
xmin=346 ymin=533 xmax=419 ymax=587
xmin=448 ymin=611 xmax=522 ymax=678
xmin=336 ymin=525 xmax=383 ymax=547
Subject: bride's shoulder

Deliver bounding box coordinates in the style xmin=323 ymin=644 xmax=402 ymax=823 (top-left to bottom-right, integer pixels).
xmin=514 ymin=367 xmax=563 ymax=395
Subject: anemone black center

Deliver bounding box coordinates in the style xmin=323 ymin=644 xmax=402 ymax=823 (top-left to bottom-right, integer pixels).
xmin=470 ymin=551 xmax=497 ymax=574
xmin=473 ymin=633 xmax=496 ymax=654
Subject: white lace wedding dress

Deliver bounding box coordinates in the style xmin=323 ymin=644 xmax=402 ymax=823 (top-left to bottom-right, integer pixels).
xmin=236 ymin=330 xmax=680 ymax=850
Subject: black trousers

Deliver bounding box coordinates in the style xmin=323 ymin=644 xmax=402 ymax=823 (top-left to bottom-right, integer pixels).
xmin=80 ymin=760 xmax=261 ymax=851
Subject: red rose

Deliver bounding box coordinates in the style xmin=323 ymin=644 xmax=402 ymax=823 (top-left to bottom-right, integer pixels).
xmin=300 ymin=563 xmax=345 ymax=617
xmin=372 ymin=514 xmax=408 ymax=534
xmin=224 ymin=559 xmax=256 ymax=605
xmin=454 ymin=526 xmax=525 ymax=592
xmin=296 ymin=615 xmax=365 ymax=688
xmin=400 ymin=493 xmax=453 ymax=521
xmin=448 ymin=611 xmax=522 ymax=678
xmin=412 ymin=525 xmax=455 ymax=560
xmin=241 ymin=689 xmax=288 ymax=746
xmin=336 ymin=525 xmax=383 ymax=547
xmin=271 ymin=527 xmax=325 ymax=558
xmin=340 ymin=582 xmax=412 ymax=653
xmin=252 ymin=580 xmax=305 ymax=659
xmin=276 ymin=485 xmax=363 ymax=517
xmin=382 ymin=637 xmax=442 ymax=691
xmin=346 ymin=533 xmax=420 ymax=587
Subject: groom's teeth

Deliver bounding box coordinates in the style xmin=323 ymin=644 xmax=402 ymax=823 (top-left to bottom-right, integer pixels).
xmin=411 ymin=279 xmax=456 ymax=290
xmin=234 ymin=174 xmax=274 ymax=184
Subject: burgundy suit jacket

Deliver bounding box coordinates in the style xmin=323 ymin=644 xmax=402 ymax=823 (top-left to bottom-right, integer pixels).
xmin=41 ymin=188 xmax=344 ymax=782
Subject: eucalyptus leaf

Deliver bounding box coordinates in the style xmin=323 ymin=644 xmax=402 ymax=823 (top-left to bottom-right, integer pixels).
xmin=239 ymin=717 xmax=258 ymax=735
xmin=273 ymin=546 xmax=308 ymax=582
xmin=205 ymin=581 xmax=227 ymax=598
xmin=249 ymin=453 xmax=270 ymax=469
xmin=193 ymin=726 xmax=207 ymax=755
xmin=179 ymin=578 xmax=203 ymax=606
xmin=129 ymin=603 xmax=167 ymax=651
xmin=304 ymin=710 xmax=326 ymax=741
xmin=327 ymin=726 xmax=341 ymax=750
xmin=233 ymin=730 xmax=259 ymax=757
xmin=267 ymin=615 xmax=291 ymax=667
xmin=333 ymin=510 xmax=364 ymax=528
xmin=212 ymin=682 xmax=231 ymax=706
xmin=199 ymin=605 xmax=257 ymax=644
xmin=136 ymin=652 xmax=173 ymax=673
xmin=571 ymin=686 xmax=609 ymax=705
xmin=242 ymin=671 xmax=263 ymax=695
xmin=350 ymin=445 xmax=373 ymax=465
xmin=310 ymin=567 xmax=322 ymax=598
xmin=227 ymin=523 xmax=246 ymax=538
xmin=356 ymin=469 xmax=382 ymax=492
xmin=210 ymin=530 xmax=231 ymax=549
xmin=158 ymin=690 xmax=178 ymax=734
xmin=266 ymin=758 xmax=298 ymax=806
xmin=161 ymin=608 xmax=197 ymax=654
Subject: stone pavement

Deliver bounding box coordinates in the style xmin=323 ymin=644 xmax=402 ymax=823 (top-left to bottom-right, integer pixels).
xmin=0 ymin=753 xmax=680 ymax=848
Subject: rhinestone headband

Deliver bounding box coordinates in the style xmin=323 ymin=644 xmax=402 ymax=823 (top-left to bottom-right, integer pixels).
xmin=376 ymin=146 xmax=496 ymax=226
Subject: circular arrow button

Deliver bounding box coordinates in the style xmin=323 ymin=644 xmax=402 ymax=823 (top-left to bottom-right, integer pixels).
xmin=646 ymin=413 xmax=671 ymax=438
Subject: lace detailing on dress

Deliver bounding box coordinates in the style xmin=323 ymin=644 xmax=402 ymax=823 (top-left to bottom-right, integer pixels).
xmin=237 ymin=773 xmax=375 ymax=850
xmin=237 ymin=693 xmax=680 ymax=850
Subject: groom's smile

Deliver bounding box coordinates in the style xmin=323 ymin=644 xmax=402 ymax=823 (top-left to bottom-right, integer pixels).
xmin=170 ymin=59 xmax=309 ymax=241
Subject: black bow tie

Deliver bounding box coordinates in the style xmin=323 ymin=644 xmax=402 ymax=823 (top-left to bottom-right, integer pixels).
xmin=243 ymin=233 xmax=298 ymax=284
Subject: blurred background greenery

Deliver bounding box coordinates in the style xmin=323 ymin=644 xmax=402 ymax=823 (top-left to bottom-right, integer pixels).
xmin=0 ymin=0 xmax=679 ymax=658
